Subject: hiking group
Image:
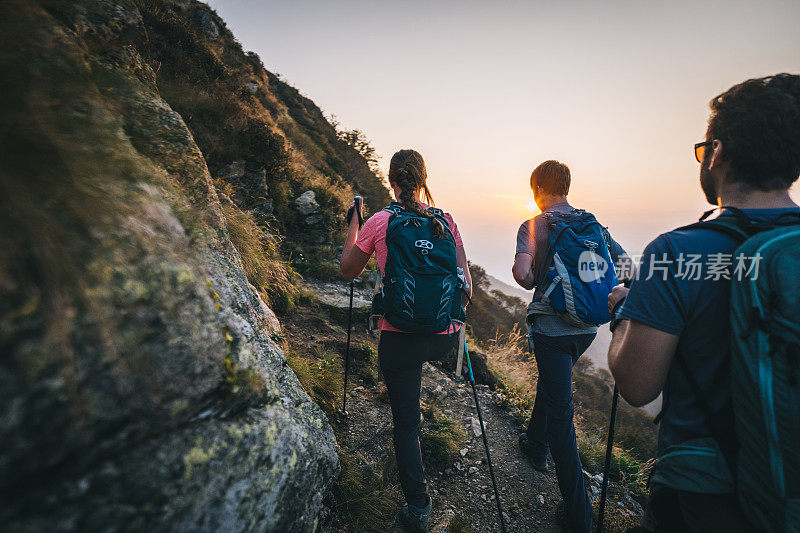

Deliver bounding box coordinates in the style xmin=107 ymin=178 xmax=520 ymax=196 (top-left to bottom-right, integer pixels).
xmin=339 ymin=73 xmax=800 ymax=533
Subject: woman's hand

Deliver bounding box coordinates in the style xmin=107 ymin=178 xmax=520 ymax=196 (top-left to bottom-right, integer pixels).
xmin=346 ymin=198 xmax=363 ymax=229
xmin=340 ymin=198 xmax=370 ymax=280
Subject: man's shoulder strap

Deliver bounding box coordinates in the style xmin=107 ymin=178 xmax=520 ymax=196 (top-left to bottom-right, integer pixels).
xmin=676 ymin=206 xmax=800 ymax=244
xmin=674 ymin=207 xmax=760 ymax=244
xmin=676 ymin=218 xmax=750 ymax=244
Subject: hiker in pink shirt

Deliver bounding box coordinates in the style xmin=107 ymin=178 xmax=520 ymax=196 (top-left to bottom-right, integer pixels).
xmin=340 ymin=149 xmax=472 ymax=531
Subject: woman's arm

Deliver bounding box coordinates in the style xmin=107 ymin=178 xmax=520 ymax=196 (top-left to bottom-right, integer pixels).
xmin=339 ymin=202 xmax=371 ymax=280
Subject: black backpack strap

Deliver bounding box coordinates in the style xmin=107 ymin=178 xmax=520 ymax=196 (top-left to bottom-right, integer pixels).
xmin=532 ymin=212 xmax=556 ymax=289
xmin=383 ymin=202 xmax=404 ymax=215
xmin=677 ymin=206 xmax=800 ymax=243
xmin=675 ymin=217 xmax=750 ymax=244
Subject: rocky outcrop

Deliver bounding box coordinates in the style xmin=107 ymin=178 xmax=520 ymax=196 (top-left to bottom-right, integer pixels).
xmin=295 ymin=190 xmax=321 ymax=215
xmin=0 ymin=1 xmax=337 ymax=531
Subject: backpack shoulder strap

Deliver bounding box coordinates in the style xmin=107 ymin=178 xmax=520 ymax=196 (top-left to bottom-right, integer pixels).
xmin=383 ymin=202 xmax=404 ymax=215
xmin=675 ymin=206 xmax=800 ymax=244
xmin=675 ymin=217 xmax=750 ymax=244
xmin=426 ymin=206 xmax=450 ymax=228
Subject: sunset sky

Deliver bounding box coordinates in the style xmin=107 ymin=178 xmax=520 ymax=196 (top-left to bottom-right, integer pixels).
xmin=207 ymin=0 xmax=800 ymax=285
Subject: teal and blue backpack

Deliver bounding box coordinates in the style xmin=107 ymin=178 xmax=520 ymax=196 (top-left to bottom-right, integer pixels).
xmin=371 ymin=202 xmax=467 ymax=333
xmin=532 ymin=209 xmax=618 ymax=327
xmin=674 ymin=207 xmax=800 ymax=531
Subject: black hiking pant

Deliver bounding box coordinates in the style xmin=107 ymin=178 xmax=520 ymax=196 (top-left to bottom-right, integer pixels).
xmin=379 ymin=331 xmax=457 ymax=509
xmin=525 ymin=331 xmax=596 ymax=533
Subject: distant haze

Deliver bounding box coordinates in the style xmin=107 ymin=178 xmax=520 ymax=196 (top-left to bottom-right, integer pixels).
xmin=207 ymin=0 xmax=800 ymax=284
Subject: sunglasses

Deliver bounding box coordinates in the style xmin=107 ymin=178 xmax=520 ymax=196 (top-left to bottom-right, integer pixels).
xmin=694 ymin=140 xmax=713 ymax=163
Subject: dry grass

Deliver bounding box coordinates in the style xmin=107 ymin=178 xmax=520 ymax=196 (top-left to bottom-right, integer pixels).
xmin=332 ymin=448 xmax=396 ymax=530
xmin=483 ymin=326 xmax=538 ymax=427
xmin=483 ymin=326 xmax=655 ymax=507
xmin=220 ymin=201 xmax=298 ymax=309
xmin=485 ymin=325 xmax=538 ymax=397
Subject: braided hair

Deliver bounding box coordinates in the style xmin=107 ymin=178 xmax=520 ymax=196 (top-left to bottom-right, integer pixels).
xmin=388 ymin=149 xmax=446 ymax=239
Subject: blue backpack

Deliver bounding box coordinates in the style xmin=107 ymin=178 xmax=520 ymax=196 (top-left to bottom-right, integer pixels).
xmin=532 ymin=209 xmax=618 ymax=327
xmin=371 ymin=203 xmax=467 ymax=333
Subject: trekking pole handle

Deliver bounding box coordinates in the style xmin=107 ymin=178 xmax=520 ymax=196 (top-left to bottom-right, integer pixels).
xmin=346 ymin=196 xmax=364 ymax=229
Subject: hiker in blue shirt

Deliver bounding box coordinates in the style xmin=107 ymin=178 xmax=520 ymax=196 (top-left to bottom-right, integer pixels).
xmin=513 ymin=160 xmax=628 ymax=533
xmin=607 ymin=74 xmax=800 ymax=532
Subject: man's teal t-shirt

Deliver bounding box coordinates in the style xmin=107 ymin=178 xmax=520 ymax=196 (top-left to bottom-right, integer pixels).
xmin=619 ymin=207 xmax=800 ymax=493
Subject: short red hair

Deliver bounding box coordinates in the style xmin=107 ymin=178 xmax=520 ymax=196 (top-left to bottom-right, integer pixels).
xmin=530 ymin=160 xmax=571 ymax=196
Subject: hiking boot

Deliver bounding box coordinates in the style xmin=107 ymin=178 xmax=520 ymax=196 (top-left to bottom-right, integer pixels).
xmin=399 ymin=496 xmax=431 ymax=533
xmin=518 ymin=433 xmax=547 ymax=472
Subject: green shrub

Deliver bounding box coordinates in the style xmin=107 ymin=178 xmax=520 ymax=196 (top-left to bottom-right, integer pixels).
xmin=577 ymin=431 xmax=653 ymax=501
xmin=352 ymin=342 xmax=375 ymax=364
xmin=271 ymin=291 xmax=295 ymax=315
xmin=421 ymin=404 xmax=465 ymax=471
xmin=285 ymin=350 xmax=341 ymax=418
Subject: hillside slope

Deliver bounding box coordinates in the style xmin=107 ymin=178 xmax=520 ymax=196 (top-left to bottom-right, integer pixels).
xmin=0 ymin=1 xmax=348 ymax=530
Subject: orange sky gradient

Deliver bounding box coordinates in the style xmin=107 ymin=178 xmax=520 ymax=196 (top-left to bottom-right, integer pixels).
xmin=207 ymin=0 xmax=800 ymax=284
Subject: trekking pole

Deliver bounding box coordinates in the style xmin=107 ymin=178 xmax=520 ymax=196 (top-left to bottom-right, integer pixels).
xmin=597 ymin=384 xmax=619 ymax=533
xmin=341 ymin=278 xmax=355 ymax=418
xmin=341 ymin=196 xmax=364 ymax=419
xmin=597 ymin=278 xmax=633 ymax=533
xmin=598 ymin=278 xmax=631 ymax=532
xmin=463 ymin=338 xmax=507 ymax=533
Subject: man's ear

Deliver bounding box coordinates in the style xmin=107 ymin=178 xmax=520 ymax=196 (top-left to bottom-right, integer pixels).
xmin=708 ymin=140 xmax=724 ymax=170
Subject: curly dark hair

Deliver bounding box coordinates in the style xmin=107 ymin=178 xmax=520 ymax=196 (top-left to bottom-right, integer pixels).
xmin=388 ymin=149 xmax=446 ymax=239
xmin=707 ymin=73 xmax=800 ymax=191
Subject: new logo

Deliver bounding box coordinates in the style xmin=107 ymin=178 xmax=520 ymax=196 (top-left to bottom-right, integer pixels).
xmin=578 ymin=241 xmax=608 ymax=283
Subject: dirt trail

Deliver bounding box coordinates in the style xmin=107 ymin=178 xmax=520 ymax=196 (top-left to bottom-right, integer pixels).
xmin=286 ymin=282 xmax=568 ymax=531
xmin=289 ymin=280 xmax=644 ymax=532
xmin=344 ymin=363 xmax=566 ymax=532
